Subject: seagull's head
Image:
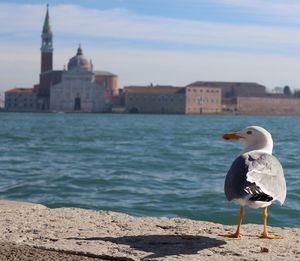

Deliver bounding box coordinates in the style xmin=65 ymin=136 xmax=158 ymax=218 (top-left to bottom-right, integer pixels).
xmin=223 ymin=126 xmax=273 ymax=154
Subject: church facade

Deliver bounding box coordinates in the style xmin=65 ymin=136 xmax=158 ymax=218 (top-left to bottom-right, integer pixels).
xmin=5 ymin=5 xmax=118 ymax=113
xmin=50 ymin=46 xmax=106 ymax=112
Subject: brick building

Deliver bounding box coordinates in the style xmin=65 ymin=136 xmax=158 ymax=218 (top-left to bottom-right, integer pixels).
xmin=94 ymin=71 xmax=119 ymax=104
xmin=187 ymin=81 xmax=266 ymax=113
xmin=5 ymin=88 xmax=37 ymax=112
xmin=188 ymin=81 xmax=300 ymax=115
xmin=188 ymin=81 xmax=266 ymax=97
xmin=124 ymin=86 xmax=185 ymax=114
xmin=185 ymin=85 xmax=222 ymax=114
xmin=124 ymin=85 xmax=222 ymax=114
xmin=237 ymin=96 xmax=300 ymax=115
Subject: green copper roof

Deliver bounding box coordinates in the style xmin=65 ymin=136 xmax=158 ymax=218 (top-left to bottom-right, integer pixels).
xmin=42 ymin=4 xmax=52 ymax=34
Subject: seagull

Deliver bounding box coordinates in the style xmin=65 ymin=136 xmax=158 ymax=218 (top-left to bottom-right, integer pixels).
xmin=220 ymin=126 xmax=286 ymax=239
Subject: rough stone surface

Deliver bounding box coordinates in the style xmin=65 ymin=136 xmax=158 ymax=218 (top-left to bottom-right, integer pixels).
xmin=0 ymin=200 xmax=299 ymax=260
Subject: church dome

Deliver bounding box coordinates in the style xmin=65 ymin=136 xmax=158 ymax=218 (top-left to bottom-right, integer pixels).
xmin=67 ymin=45 xmax=92 ymax=71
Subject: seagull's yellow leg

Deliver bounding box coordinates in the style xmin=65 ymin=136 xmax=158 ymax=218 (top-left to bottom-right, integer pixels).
xmin=257 ymin=207 xmax=283 ymax=239
xmin=220 ymin=206 xmax=244 ymax=238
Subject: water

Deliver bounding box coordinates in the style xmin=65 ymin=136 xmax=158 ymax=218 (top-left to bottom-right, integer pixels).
xmin=0 ymin=113 xmax=299 ymax=228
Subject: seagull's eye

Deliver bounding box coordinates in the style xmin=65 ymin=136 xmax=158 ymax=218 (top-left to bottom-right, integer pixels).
xmin=246 ymin=130 xmax=252 ymax=135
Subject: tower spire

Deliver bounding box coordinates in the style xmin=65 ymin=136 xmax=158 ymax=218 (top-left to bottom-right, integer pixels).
xmin=42 ymin=4 xmax=52 ymax=34
xmin=41 ymin=4 xmax=53 ymax=73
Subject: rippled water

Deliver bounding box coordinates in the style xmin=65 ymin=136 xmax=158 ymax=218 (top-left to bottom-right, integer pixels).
xmin=0 ymin=113 xmax=299 ymax=227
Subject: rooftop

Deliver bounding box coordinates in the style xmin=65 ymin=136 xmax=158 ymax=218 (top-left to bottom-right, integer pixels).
xmin=94 ymin=71 xmax=117 ymax=77
xmin=124 ymin=85 xmax=185 ymax=94
xmin=187 ymin=81 xmax=265 ymax=88
xmin=188 ymin=81 xmax=266 ymax=97
xmin=6 ymin=88 xmax=34 ymax=93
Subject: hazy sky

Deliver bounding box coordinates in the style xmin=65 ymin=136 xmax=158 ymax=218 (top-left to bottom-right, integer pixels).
xmin=1 ymin=0 xmax=300 ymax=92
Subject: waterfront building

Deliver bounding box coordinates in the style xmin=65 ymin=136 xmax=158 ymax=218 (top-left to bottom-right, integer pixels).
xmin=124 ymin=85 xmax=222 ymax=114
xmin=187 ymin=81 xmax=266 ymax=113
xmin=50 ymin=46 xmax=106 ymax=112
xmin=4 ymin=88 xmax=37 ymax=112
xmin=4 ymin=5 xmax=118 ymax=112
xmin=187 ymin=81 xmax=266 ymax=97
xmin=94 ymin=71 xmax=119 ymax=99
xmin=124 ymin=86 xmax=186 ymax=114
xmin=187 ymin=81 xmax=300 ymax=114
xmin=185 ymin=85 xmax=222 ymax=114
xmin=237 ymin=96 xmax=300 ymax=115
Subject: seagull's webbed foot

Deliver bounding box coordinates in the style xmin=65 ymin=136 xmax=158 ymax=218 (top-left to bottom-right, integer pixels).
xmin=219 ymin=206 xmax=244 ymax=239
xmin=258 ymin=208 xmax=283 ymax=239
xmin=257 ymin=233 xmax=283 ymax=239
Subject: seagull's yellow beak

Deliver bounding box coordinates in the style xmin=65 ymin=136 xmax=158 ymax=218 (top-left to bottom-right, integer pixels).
xmin=223 ymin=132 xmax=241 ymax=140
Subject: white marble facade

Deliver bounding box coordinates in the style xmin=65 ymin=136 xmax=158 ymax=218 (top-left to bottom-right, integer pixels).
xmin=50 ymin=46 xmax=106 ymax=112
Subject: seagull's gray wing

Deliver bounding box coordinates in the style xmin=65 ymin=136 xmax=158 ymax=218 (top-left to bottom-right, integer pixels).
xmin=245 ymin=152 xmax=286 ymax=205
xmin=224 ymin=155 xmax=252 ymax=201
xmin=224 ymin=152 xmax=286 ymax=205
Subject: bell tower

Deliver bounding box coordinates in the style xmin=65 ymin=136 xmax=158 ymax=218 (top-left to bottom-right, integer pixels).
xmin=41 ymin=4 xmax=53 ymax=73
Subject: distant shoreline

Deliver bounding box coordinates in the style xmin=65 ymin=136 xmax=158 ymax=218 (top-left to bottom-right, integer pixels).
xmin=1 ymin=110 xmax=300 ymax=116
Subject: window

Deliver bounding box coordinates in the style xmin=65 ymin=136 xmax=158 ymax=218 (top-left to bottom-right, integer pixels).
xmin=197 ymin=96 xmax=204 ymax=105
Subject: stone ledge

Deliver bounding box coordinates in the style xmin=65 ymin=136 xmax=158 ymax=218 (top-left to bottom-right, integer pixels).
xmin=0 ymin=200 xmax=299 ymax=260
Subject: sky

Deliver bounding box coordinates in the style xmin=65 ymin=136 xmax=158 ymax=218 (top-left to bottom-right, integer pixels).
xmin=2 ymin=0 xmax=300 ymax=93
